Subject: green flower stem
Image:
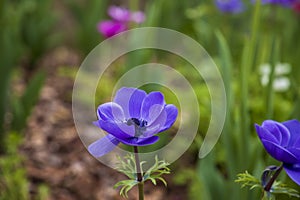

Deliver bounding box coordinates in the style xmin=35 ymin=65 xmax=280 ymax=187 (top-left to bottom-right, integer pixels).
xmin=264 ymin=164 xmax=283 ymax=192
xmin=138 ymin=182 xmax=144 ymax=200
xmin=133 ymin=146 xmax=143 ymax=181
xmin=133 ymin=146 xmax=144 ymax=200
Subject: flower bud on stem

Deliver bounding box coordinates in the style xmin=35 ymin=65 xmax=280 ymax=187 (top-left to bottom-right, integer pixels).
xmin=264 ymin=164 xmax=283 ymax=192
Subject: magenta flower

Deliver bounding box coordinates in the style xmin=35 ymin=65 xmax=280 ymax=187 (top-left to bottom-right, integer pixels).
xmin=97 ymin=6 xmax=145 ymax=38
xmin=255 ymin=119 xmax=300 ymax=185
xmin=88 ymin=87 xmax=178 ymax=157
xmin=130 ymin=11 xmax=145 ymax=23
xmin=293 ymin=1 xmax=300 ymax=12
xmin=108 ymin=6 xmax=131 ymax=22
xmin=97 ymin=20 xmax=127 ymax=38
xmin=215 ymin=0 xmax=245 ymax=13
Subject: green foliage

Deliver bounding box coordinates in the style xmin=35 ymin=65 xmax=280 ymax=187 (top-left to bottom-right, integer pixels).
xmin=173 ymin=168 xmax=211 ymax=200
xmin=0 ymin=133 xmax=49 ymax=200
xmin=144 ymin=0 xmax=195 ymax=31
xmin=235 ymin=171 xmax=263 ymax=190
xmin=114 ymin=179 xmax=139 ymax=198
xmin=11 ymin=71 xmax=45 ymax=132
xmin=143 ymin=156 xmax=170 ymax=186
xmin=115 ymin=154 xmax=137 ymax=180
xmin=20 ymin=0 xmax=57 ymax=68
xmin=271 ymin=182 xmax=300 ymax=198
xmin=0 ymin=0 xmax=51 ymax=152
xmin=236 ymin=171 xmax=300 ymax=199
xmin=184 ymin=2 xmax=300 ymax=200
xmin=0 ymin=0 xmax=24 ymax=151
xmin=65 ymin=0 xmax=109 ymax=54
xmin=114 ymin=154 xmax=170 ymax=198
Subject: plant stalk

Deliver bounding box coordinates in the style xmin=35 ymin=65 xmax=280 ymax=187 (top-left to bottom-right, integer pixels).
xmin=138 ymin=182 xmax=144 ymax=200
xmin=134 ymin=146 xmax=144 ymax=200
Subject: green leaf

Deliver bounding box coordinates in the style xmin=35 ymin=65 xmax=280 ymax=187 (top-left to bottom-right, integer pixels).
xmin=197 ymin=153 xmax=225 ymax=200
xmin=235 ymin=171 xmax=300 ymax=199
xmin=114 ymin=154 xmax=170 ymax=197
xmin=271 ymin=181 xmax=300 ymax=198
xmin=115 ymin=155 xmax=136 ymax=180
xmin=114 ymin=180 xmax=138 ymax=198
xmin=11 ymin=71 xmax=45 ymax=131
xmin=235 ymin=171 xmax=261 ymax=190
xmin=21 ymin=71 xmax=45 ymax=114
xmin=143 ymin=155 xmax=170 ymax=186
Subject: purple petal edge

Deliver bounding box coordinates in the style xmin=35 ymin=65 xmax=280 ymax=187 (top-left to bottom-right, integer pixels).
xmin=88 ymin=135 xmax=119 ymax=157
xmin=261 ymin=139 xmax=299 ymax=164
xmin=120 ymin=136 xmax=159 ymax=146
xmin=283 ymin=163 xmax=300 ymax=186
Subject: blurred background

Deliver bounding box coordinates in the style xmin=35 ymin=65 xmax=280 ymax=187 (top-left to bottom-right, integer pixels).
xmin=0 ymin=0 xmax=300 ymax=199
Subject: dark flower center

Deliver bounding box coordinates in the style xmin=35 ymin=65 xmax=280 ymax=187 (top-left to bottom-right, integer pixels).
xmin=126 ymin=118 xmax=147 ymax=137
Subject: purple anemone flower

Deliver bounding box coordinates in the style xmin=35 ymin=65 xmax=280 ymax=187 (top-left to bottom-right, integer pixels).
xmin=88 ymin=87 xmax=178 ymax=157
xmin=215 ymin=0 xmax=245 ymax=13
xmin=255 ymin=119 xmax=300 ymax=185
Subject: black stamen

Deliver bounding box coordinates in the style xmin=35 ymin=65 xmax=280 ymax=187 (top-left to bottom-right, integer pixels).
xmin=126 ymin=118 xmax=148 ymax=137
xmin=127 ymin=118 xmax=147 ymax=127
xmin=141 ymin=120 xmax=147 ymax=127
xmin=131 ymin=118 xmax=141 ymax=126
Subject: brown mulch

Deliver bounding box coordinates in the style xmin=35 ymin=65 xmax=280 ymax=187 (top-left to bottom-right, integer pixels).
xmin=20 ymin=47 xmax=187 ymax=200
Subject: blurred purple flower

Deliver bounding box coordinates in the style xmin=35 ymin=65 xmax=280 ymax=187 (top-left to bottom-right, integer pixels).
xmin=255 ymin=119 xmax=300 ymax=185
xmin=253 ymin=0 xmax=296 ymax=7
xmin=97 ymin=20 xmax=127 ymax=38
xmin=108 ymin=6 xmax=131 ymax=22
xmin=98 ymin=6 xmax=145 ymax=38
xmin=88 ymin=87 xmax=178 ymax=157
xmin=215 ymin=0 xmax=245 ymax=13
xmin=293 ymin=0 xmax=300 ymax=11
xmin=130 ymin=11 xmax=145 ymax=23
